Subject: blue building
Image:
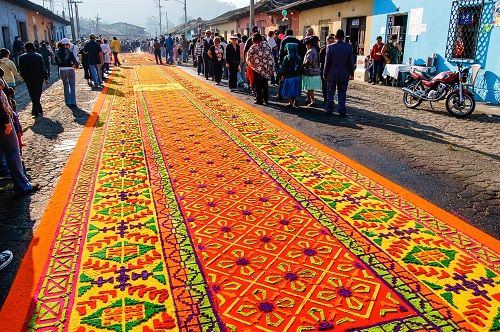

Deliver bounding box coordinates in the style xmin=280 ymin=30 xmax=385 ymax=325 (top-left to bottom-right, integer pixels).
xmin=370 ymin=0 xmax=499 ymax=104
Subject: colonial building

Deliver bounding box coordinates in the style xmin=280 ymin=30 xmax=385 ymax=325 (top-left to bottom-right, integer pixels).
xmin=166 ymin=18 xmax=206 ymax=39
xmin=273 ymin=0 xmax=374 ymax=52
xmin=0 ymin=0 xmax=69 ymax=49
xmin=370 ymin=0 xmax=499 ymax=104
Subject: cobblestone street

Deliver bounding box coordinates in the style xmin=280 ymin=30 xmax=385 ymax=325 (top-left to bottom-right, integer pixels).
xmin=0 ymin=66 xmax=100 ymax=305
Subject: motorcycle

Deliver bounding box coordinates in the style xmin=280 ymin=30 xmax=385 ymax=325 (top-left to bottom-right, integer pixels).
xmin=402 ymin=63 xmax=475 ymax=118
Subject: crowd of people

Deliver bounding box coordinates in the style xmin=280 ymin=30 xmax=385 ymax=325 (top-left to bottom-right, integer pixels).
xmin=146 ymin=26 xmax=403 ymax=113
xmin=0 ymin=33 xmax=125 ymax=272
xmin=0 ymin=33 xmax=124 ymax=196
xmin=147 ymin=27 xmax=361 ymax=112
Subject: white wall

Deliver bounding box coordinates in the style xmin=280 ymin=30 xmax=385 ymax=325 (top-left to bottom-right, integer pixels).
xmin=0 ymin=1 xmax=27 ymax=49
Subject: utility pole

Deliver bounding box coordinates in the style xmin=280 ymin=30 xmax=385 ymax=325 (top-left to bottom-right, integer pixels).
xmin=165 ymin=11 xmax=168 ymax=32
xmin=95 ymin=14 xmax=101 ymax=35
xmin=154 ymin=0 xmax=162 ymax=36
xmin=183 ymin=0 xmax=187 ymax=38
xmin=70 ymin=1 xmax=83 ymax=39
xmin=250 ymin=0 xmax=255 ymax=28
xmin=67 ymin=0 xmax=76 ymax=40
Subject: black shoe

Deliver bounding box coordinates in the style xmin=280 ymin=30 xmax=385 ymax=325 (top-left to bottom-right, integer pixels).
xmin=254 ymin=101 xmax=263 ymax=105
xmin=339 ymin=113 xmax=347 ymax=118
xmin=16 ymin=183 xmax=40 ymax=196
xmin=0 ymin=250 xmax=13 ymax=271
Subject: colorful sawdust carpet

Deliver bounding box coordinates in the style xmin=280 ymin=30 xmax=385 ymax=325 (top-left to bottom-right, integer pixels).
xmin=1 ymin=54 xmax=499 ymax=332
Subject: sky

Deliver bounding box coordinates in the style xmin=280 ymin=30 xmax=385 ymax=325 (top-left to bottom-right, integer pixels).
xmin=32 ymin=0 xmax=249 ymax=31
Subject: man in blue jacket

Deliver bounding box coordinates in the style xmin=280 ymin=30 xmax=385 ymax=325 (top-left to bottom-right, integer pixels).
xmin=323 ymin=29 xmax=354 ymax=117
xmin=165 ymin=34 xmax=174 ymax=65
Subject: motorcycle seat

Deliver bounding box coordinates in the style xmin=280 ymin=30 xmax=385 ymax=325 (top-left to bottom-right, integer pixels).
xmin=412 ymin=67 xmax=434 ymax=80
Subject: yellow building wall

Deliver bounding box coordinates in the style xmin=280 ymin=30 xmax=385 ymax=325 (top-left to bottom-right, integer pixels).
xmin=298 ymin=0 xmax=373 ymax=55
xmin=210 ymin=21 xmax=237 ymax=41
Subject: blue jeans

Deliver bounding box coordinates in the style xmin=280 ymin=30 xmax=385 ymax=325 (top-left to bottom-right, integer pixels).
xmin=0 ymin=120 xmax=32 ymax=191
xmin=89 ymin=64 xmax=102 ymax=86
xmin=325 ymin=79 xmax=349 ymax=115
xmin=167 ymin=48 xmax=174 ymax=64
xmin=371 ymin=60 xmax=384 ymax=82
xmin=182 ymin=48 xmax=189 ymax=62
xmin=240 ymin=61 xmax=247 ymax=85
xmin=59 ymin=69 xmax=76 ymax=105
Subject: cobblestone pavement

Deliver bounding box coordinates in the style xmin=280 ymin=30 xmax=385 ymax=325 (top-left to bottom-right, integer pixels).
xmin=181 ymin=66 xmax=500 ymax=239
xmin=0 ymin=66 xmax=101 ymax=307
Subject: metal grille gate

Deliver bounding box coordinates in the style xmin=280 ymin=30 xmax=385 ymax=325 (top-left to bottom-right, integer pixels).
xmin=445 ymin=0 xmax=484 ymax=60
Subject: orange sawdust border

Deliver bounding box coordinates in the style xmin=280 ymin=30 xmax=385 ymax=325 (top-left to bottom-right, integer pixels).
xmin=0 ymin=79 xmax=112 ymax=331
xmin=175 ymin=65 xmax=500 ymax=252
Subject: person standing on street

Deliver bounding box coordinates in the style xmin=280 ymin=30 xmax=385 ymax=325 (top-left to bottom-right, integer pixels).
xmin=55 ymin=38 xmax=79 ymax=107
xmin=194 ymin=37 xmax=204 ymax=75
xmin=165 ymin=34 xmax=174 ymax=64
xmin=19 ymin=42 xmax=48 ymax=117
xmin=323 ymin=29 xmax=354 ymax=117
xmin=38 ymin=41 xmax=53 ymax=79
xmin=369 ymin=36 xmax=385 ymax=84
xmin=320 ymin=34 xmax=335 ymax=103
xmin=181 ymin=35 xmax=190 ymax=62
xmin=78 ymin=42 xmax=91 ymax=86
xmin=246 ymin=33 xmax=274 ymax=105
xmin=110 ymin=36 xmax=122 ymax=67
xmin=280 ymin=43 xmax=302 ymax=107
xmin=84 ymin=34 xmax=103 ymax=88
xmin=382 ymin=34 xmax=402 ymax=65
xmin=302 ymin=38 xmax=322 ymax=107
xmin=202 ymin=31 xmax=214 ymax=80
xmin=153 ymin=38 xmax=163 ymax=64
xmin=278 ymin=29 xmax=302 ymax=100
xmin=11 ymin=36 xmax=24 ymax=68
xmin=0 ymin=49 xmax=23 ymax=89
xmin=101 ymin=39 xmax=112 ymax=77
xmin=208 ymin=37 xmax=224 ymax=85
xmin=225 ymin=35 xmax=240 ymax=91
xmin=0 ymin=68 xmax=39 ymax=194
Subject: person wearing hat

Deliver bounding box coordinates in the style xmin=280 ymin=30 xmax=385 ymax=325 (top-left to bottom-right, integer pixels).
xmin=369 ymin=36 xmax=385 ymax=84
xmin=55 ymin=38 xmax=79 ymax=107
xmin=225 ymin=35 xmax=240 ymax=91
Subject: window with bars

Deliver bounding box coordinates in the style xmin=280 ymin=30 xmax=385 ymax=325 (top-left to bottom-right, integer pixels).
xmin=445 ymin=0 xmax=484 ymax=60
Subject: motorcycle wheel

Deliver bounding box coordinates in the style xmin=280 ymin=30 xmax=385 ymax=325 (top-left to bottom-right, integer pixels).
xmin=445 ymin=91 xmax=475 ymax=118
xmin=403 ymin=88 xmax=423 ymax=108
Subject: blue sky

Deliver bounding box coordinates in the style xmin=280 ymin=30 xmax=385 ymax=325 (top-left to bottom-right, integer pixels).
xmin=32 ymin=0 xmax=248 ymax=28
